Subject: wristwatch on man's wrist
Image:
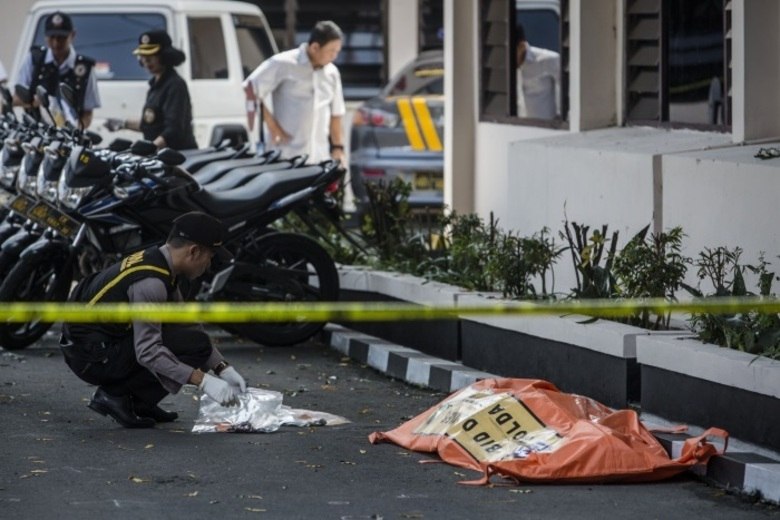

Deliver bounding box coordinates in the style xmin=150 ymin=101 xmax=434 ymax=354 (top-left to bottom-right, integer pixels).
xmin=330 ymin=144 xmax=344 ymax=152
xmin=213 ymin=360 xmax=230 ymax=375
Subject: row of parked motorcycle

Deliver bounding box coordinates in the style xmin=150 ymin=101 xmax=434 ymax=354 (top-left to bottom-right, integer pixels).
xmin=0 ymin=82 xmax=347 ymax=351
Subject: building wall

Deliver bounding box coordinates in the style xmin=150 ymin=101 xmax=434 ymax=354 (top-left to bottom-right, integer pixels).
xmin=732 ymin=0 xmax=780 ymax=142
xmin=443 ymin=0 xmax=476 ymax=213
xmin=454 ymin=0 xmax=780 ymax=295
xmin=474 ymin=123 xmax=561 ymax=220
xmin=387 ymin=0 xmax=419 ymax=78
xmin=663 ymin=148 xmax=780 ymax=292
xmin=502 ymin=127 xmax=732 ymax=293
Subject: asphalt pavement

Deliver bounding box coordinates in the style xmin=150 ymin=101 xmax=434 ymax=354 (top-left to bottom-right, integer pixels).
xmin=0 ymin=327 xmax=778 ymax=519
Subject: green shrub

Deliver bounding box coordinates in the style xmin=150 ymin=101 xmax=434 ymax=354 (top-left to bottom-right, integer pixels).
xmin=490 ymin=227 xmax=564 ymax=299
xmin=438 ymin=212 xmax=500 ymax=291
xmin=283 ymin=180 xmax=780 ymax=358
xmin=278 ymin=205 xmax=368 ymax=265
xmin=360 ymin=178 xmax=443 ymax=276
xmin=560 ymin=220 xmax=619 ymax=299
xmin=613 ymin=225 xmax=690 ymax=329
xmin=685 ymin=248 xmax=780 ymax=358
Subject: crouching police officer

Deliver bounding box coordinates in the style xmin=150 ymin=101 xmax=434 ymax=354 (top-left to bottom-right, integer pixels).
xmin=60 ymin=212 xmax=246 ymax=428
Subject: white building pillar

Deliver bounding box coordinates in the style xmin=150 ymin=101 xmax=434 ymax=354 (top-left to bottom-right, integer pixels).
xmin=569 ymin=0 xmax=618 ymax=132
xmin=443 ymin=0 xmax=477 ymax=214
xmin=731 ymin=0 xmax=780 ymax=142
xmin=387 ymin=0 xmax=420 ymax=78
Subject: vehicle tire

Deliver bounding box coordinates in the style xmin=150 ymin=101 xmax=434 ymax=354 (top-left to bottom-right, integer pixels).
xmin=219 ymin=232 xmax=339 ymax=346
xmin=0 ymin=255 xmax=73 ymax=350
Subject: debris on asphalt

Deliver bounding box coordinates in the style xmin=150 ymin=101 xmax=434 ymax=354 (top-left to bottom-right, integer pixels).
xmin=1 ymin=352 xmax=25 ymax=363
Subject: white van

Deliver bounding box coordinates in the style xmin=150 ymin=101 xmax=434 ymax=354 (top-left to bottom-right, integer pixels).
xmin=11 ymin=0 xmax=278 ymax=147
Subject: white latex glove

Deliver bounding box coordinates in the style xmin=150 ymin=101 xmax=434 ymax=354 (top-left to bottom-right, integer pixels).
xmin=103 ymin=118 xmax=125 ymax=132
xmin=219 ymin=366 xmax=247 ymax=393
xmin=199 ymin=373 xmax=238 ymax=406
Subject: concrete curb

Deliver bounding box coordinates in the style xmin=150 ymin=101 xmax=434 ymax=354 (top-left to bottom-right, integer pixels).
xmin=324 ymin=324 xmax=780 ymax=504
xmin=326 ymin=325 xmax=494 ymax=393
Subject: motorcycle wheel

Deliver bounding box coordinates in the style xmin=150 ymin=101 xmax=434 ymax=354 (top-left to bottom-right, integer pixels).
xmin=0 ymin=255 xmax=73 ymax=350
xmin=220 ymin=232 xmax=339 ymax=346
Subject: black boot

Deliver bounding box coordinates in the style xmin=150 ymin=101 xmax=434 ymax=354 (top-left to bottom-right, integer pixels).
xmin=88 ymin=388 xmax=155 ymax=428
xmin=132 ymin=397 xmax=179 ymax=423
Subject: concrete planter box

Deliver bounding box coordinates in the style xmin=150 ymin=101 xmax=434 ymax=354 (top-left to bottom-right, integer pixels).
xmin=637 ymin=335 xmax=780 ymax=451
xmin=337 ymin=266 xmax=465 ymax=361
xmin=337 ymin=266 xmax=657 ymax=407
xmin=456 ymin=293 xmax=694 ymax=409
xmin=456 ymin=292 xmax=657 ymax=409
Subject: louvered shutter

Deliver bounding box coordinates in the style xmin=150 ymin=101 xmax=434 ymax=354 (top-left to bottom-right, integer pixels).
xmin=625 ymin=0 xmax=666 ymax=122
xmin=723 ymin=0 xmax=732 ymax=125
xmin=480 ymin=0 xmax=516 ymax=116
xmin=560 ymin=0 xmax=570 ymax=121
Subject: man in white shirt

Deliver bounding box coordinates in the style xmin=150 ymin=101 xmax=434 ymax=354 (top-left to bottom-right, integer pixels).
xmin=516 ymin=23 xmax=560 ymax=120
xmin=243 ymin=20 xmax=346 ymax=164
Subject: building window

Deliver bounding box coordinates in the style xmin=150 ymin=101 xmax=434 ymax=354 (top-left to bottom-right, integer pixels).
xmin=625 ymin=0 xmax=727 ymax=128
xmin=419 ymin=0 xmax=444 ymax=52
xmin=479 ymin=0 xmax=568 ymax=127
xmin=295 ymin=0 xmax=384 ymax=99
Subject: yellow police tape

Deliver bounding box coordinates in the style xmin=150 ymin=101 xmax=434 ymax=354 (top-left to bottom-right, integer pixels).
xmin=0 ymin=297 xmax=778 ymax=323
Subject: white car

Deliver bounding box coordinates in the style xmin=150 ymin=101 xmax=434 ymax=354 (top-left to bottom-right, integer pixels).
xmin=12 ymin=0 xmax=278 ymax=148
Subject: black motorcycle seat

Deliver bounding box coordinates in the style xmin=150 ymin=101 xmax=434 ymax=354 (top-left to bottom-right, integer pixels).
xmin=180 ymin=148 xmax=241 ymax=174
xmin=193 ymin=156 xmax=275 ymax=185
xmin=191 ymin=165 xmax=324 ymax=218
xmin=201 ymin=161 xmax=294 ymax=192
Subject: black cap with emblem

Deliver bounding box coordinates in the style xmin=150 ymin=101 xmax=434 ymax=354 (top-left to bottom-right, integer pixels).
xmin=133 ymin=30 xmax=172 ymax=56
xmin=45 ymin=11 xmax=74 ymax=37
xmin=169 ymin=212 xmax=232 ymax=261
xmin=132 ymin=29 xmax=186 ymax=66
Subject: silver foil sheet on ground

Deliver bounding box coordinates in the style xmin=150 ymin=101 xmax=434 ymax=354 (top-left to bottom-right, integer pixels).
xmin=192 ymin=387 xmax=349 ymax=433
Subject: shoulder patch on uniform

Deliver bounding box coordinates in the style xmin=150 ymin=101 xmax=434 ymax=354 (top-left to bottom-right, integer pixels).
xmin=143 ymin=107 xmax=156 ymax=124
xmin=76 ymin=54 xmax=96 ymax=67
xmin=121 ymin=251 xmax=145 ymax=271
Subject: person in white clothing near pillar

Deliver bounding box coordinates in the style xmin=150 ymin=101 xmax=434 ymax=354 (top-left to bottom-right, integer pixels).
xmin=243 ymin=20 xmax=346 ymax=164
xmin=516 ymin=23 xmax=560 ymax=120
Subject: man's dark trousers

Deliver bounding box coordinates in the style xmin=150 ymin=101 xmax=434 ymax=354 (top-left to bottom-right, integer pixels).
xmin=63 ymin=325 xmax=212 ymax=404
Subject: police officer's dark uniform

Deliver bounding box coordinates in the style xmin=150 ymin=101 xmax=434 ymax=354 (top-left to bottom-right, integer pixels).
xmin=16 ymin=11 xmax=101 ymax=121
xmin=60 ymin=213 xmax=236 ymax=428
xmin=133 ymin=31 xmax=197 ymax=150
